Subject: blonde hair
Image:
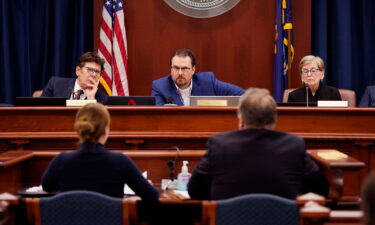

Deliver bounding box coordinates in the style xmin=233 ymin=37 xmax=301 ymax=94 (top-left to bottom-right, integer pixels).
xmin=74 ymin=103 xmax=110 ymax=144
xmin=299 ymin=55 xmax=325 ymax=74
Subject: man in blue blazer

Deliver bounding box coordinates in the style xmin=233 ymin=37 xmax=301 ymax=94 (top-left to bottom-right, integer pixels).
xmin=359 ymin=85 xmax=375 ymax=107
xmin=152 ymin=49 xmax=245 ymax=106
xmin=41 ymin=52 xmax=108 ymax=105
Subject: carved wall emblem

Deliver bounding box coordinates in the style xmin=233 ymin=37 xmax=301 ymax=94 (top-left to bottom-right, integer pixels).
xmin=164 ymin=0 xmax=241 ymax=18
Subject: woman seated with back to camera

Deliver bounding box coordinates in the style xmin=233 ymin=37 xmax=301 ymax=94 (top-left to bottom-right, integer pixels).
xmin=41 ymin=103 xmax=159 ymax=201
xmin=288 ymin=55 xmax=341 ymax=103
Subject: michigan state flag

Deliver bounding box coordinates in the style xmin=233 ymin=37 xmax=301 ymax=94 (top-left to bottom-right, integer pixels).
xmin=274 ymin=0 xmax=294 ymax=102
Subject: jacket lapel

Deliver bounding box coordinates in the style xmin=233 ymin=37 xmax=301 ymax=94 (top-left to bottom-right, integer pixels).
xmin=191 ymin=74 xmax=202 ymax=95
xmin=63 ymin=78 xmax=76 ymax=98
xmin=168 ymin=76 xmax=183 ymax=105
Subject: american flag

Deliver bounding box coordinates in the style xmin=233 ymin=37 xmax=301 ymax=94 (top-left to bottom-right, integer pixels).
xmin=98 ymin=0 xmax=129 ymax=96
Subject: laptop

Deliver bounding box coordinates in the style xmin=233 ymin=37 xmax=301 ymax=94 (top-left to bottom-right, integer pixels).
xmin=15 ymin=97 xmax=67 ymax=106
xmin=190 ymin=96 xmax=240 ymax=106
xmin=277 ymin=102 xmax=318 ymax=107
xmin=107 ymin=96 xmax=156 ymax=106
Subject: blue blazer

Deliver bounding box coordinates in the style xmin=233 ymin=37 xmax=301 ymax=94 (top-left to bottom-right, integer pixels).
xmin=359 ymin=85 xmax=375 ymax=107
xmin=151 ymin=72 xmax=245 ymax=105
xmin=41 ymin=76 xmax=108 ymax=105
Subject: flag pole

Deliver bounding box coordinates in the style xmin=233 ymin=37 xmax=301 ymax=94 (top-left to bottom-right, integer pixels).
xmin=287 ymin=29 xmax=292 ymax=89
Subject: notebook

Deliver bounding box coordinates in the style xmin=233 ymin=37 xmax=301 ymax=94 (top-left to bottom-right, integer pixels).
xmin=15 ymin=97 xmax=67 ymax=106
xmin=107 ymin=96 xmax=156 ymax=106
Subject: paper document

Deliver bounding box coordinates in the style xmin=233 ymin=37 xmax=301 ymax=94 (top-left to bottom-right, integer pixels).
xmin=25 ymin=185 xmax=45 ymax=193
xmin=317 ymin=151 xmax=348 ymax=160
xmin=171 ymin=190 xmax=190 ymax=200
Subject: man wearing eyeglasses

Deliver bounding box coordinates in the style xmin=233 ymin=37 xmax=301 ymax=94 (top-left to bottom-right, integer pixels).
xmin=152 ymin=49 xmax=245 ymax=106
xmin=287 ymin=55 xmax=341 ymax=103
xmin=41 ymin=52 xmax=108 ymax=104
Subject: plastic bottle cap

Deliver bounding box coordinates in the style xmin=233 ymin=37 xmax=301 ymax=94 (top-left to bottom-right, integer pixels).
xmin=182 ymin=160 xmax=189 ymax=174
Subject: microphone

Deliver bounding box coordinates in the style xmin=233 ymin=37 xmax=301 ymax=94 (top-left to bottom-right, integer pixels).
xmin=69 ymin=88 xmax=76 ymax=100
xmin=167 ymin=96 xmax=174 ymax=104
xmin=164 ymin=146 xmax=180 ymax=190
xmin=164 ymin=96 xmax=177 ymax=106
xmin=304 ymin=82 xmax=309 ymax=107
xmin=167 ymin=160 xmax=175 ymax=181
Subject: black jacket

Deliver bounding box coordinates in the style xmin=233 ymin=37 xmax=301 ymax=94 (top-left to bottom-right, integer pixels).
xmin=42 ymin=142 xmax=159 ymax=200
xmin=188 ymin=129 xmax=325 ymax=200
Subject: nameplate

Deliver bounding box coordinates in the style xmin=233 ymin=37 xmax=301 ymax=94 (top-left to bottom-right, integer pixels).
xmin=317 ymin=101 xmax=348 ymax=107
xmin=66 ymin=99 xmax=97 ymax=107
xmin=317 ymin=150 xmax=348 ymax=160
xmin=197 ymin=99 xmax=228 ymax=106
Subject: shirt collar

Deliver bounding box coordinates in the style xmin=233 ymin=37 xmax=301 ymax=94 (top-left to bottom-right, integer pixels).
xmin=174 ymin=80 xmax=193 ymax=93
xmin=74 ymin=80 xmax=83 ymax=92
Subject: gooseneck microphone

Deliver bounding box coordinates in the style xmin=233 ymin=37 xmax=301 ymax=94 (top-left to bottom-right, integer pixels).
xmin=166 ymin=146 xmax=180 ymax=181
xmin=304 ymin=82 xmax=309 ymax=107
xmin=164 ymin=146 xmax=180 ymax=189
xmin=167 ymin=160 xmax=175 ymax=181
xmin=167 ymin=96 xmax=174 ymax=104
xmin=164 ymin=96 xmax=177 ymax=106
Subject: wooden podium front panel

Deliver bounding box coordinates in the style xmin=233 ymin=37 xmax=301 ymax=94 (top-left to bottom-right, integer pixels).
xmin=0 ymin=106 xmax=237 ymax=133
xmin=277 ymin=107 xmax=375 ymax=134
xmin=0 ymin=106 xmax=374 ymax=172
xmin=1 ymin=106 xmax=375 ymax=134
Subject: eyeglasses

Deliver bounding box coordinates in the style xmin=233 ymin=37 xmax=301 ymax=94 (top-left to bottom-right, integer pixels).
xmin=171 ymin=66 xmax=191 ymax=73
xmin=301 ymin=68 xmax=320 ymax=75
xmin=84 ymin=67 xmax=101 ymax=77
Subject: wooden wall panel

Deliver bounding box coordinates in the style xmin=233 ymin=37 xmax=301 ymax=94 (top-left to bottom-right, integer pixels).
xmin=93 ymin=0 xmax=311 ymax=96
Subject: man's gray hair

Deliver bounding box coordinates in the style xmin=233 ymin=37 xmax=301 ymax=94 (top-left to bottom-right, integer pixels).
xmin=238 ymin=88 xmax=277 ymax=127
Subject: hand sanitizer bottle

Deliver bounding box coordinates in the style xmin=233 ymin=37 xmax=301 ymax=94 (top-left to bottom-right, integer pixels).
xmin=177 ymin=160 xmax=191 ymax=191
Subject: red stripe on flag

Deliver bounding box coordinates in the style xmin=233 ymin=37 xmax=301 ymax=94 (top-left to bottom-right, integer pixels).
xmin=100 ymin=23 xmax=112 ymax=41
xmin=113 ymin=14 xmax=129 ymax=80
xmin=112 ymin=56 xmax=125 ymax=96
xmin=113 ymin=15 xmax=127 ymax=62
xmin=98 ymin=40 xmax=112 ymax=65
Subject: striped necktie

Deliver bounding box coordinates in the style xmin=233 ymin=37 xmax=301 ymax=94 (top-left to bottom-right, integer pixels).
xmin=74 ymin=89 xmax=84 ymax=100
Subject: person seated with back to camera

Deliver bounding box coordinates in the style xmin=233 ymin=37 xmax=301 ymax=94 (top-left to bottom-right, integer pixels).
xmin=41 ymin=52 xmax=108 ymax=104
xmin=151 ymin=49 xmax=245 ymax=106
xmin=188 ymin=88 xmax=327 ymax=200
xmin=288 ymin=55 xmax=341 ymax=103
xmin=358 ymin=85 xmax=375 ymax=107
xmin=41 ymin=103 xmax=159 ymax=201
xmin=362 ymin=173 xmax=375 ymax=225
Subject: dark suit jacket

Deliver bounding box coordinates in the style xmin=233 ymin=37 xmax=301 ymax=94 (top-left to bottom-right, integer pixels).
xmin=41 ymin=142 xmax=159 ymax=200
xmin=41 ymin=76 xmax=108 ymax=104
xmin=151 ymin=72 xmax=245 ymax=105
xmin=188 ymin=129 xmax=325 ymax=200
xmin=359 ymin=85 xmax=375 ymax=107
xmin=288 ymin=83 xmax=341 ymax=103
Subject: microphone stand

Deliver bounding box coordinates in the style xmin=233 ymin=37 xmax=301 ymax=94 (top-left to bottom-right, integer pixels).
xmin=305 ymin=83 xmax=309 ymax=107
xmin=164 ymin=146 xmax=180 ymax=190
xmin=164 ymin=96 xmax=178 ymax=106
